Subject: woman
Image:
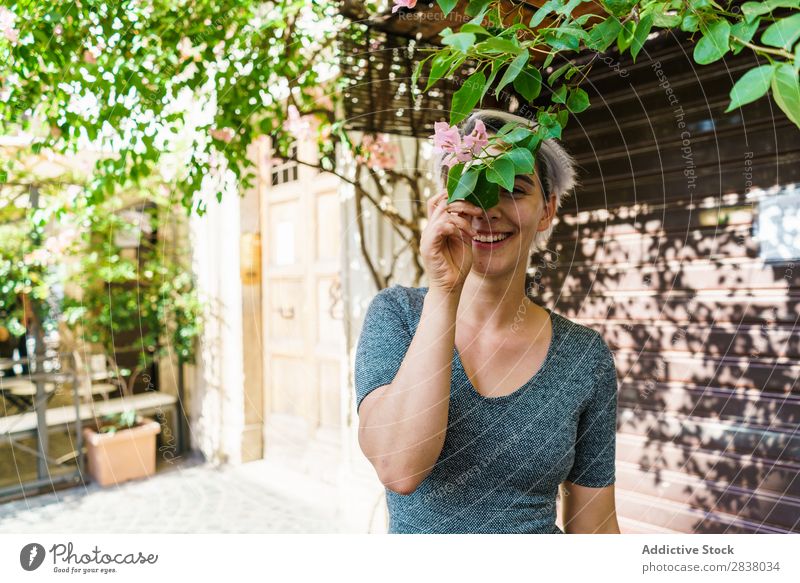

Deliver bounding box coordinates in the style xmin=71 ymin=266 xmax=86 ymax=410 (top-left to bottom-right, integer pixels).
xmin=354 ymin=109 xmax=620 ymax=534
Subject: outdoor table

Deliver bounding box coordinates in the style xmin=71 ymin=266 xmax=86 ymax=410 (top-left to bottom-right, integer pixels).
xmin=0 ymin=356 xmax=78 ymax=483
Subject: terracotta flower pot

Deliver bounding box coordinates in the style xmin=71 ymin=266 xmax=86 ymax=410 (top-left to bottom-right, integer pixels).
xmin=82 ymin=417 xmax=161 ymax=487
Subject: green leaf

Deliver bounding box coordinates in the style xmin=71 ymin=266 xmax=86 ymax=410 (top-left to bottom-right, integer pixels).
xmin=547 ymin=62 xmax=572 ymax=86
xmin=693 ymin=20 xmax=731 ymax=65
xmin=617 ymin=20 xmax=636 ymax=53
xmin=725 ymin=65 xmax=775 ymax=112
xmin=530 ymin=0 xmax=557 ymax=28
xmin=451 ymin=166 xmax=481 ymax=201
xmin=446 ymin=163 xmax=465 ymax=197
xmin=451 ymin=70 xmax=486 ymax=125
xmin=476 ymin=37 xmax=522 ymax=54
xmin=412 ymin=56 xmax=428 ymax=88
xmin=771 ymin=63 xmax=800 ymax=130
xmin=741 ymin=1 xmax=799 ymax=23
xmin=680 ymin=14 xmax=700 ymax=33
xmin=587 ymin=16 xmax=623 ymax=52
xmin=631 ymin=13 xmax=654 ymax=62
xmin=501 ymin=126 xmax=534 ymax=143
xmin=503 ymin=148 xmax=535 ymax=174
xmin=465 ymin=0 xmax=492 ymax=18
xmin=542 ymin=28 xmax=582 ymax=51
xmin=442 ymin=32 xmax=476 ymax=53
xmin=513 ymin=66 xmax=542 ymax=101
xmin=495 ymin=51 xmax=529 ymax=98
xmin=761 ymin=14 xmax=800 ymax=51
xmin=552 ymin=84 xmax=568 ymax=104
xmin=486 ymin=157 xmax=516 ymax=192
xmin=795 ymin=43 xmax=800 ymax=73
xmin=557 ymin=108 xmax=569 ymax=127
xmin=556 ymin=0 xmax=585 ymax=17
xmin=437 ymin=0 xmax=458 ymax=17
xmin=460 ymin=23 xmax=490 ymax=36
xmin=604 ymin=0 xmax=637 ymax=17
xmin=481 ymin=58 xmax=504 ymax=100
xmin=567 ymin=87 xmax=590 ymax=113
xmin=471 ymin=168 xmax=500 ymax=209
xmin=730 ymin=17 xmax=761 ymax=55
xmin=426 ymin=51 xmax=457 ymax=91
xmin=653 ymin=13 xmax=682 ymax=27
xmin=537 ymin=111 xmax=562 ymax=139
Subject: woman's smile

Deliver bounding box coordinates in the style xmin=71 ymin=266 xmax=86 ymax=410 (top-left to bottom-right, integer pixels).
xmin=472 ymin=229 xmax=515 ymax=249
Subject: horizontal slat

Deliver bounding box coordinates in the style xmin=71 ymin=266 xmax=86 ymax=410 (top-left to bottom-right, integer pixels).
xmin=592 ymin=321 xmax=800 ymax=359
xmin=549 ymin=224 xmax=757 ymax=266
xmin=556 ymin=156 xmax=800 ymax=212
xmin=546 ymin=291 xmax=800 ymax=326
xmin=613 ymin=349 xmax=800 ymax=393
xmin=616 ymin=488 xmax=791 ymax=534
xmin=574 ymin=123 xmax=800 ymax=188
xmin=616 ymin=433 xmax=800 ymax=500
xmin=617 ymin=407 xmax=800 ymax=462
xmin=618 ymin=381 xmax=800 ymax=428
xmin=538 ymin=259 xmax=800 ymax=293
xmin=618 ymin=516 xmax=680 ymax=534
xmin=558 ymin=194 xmax=757 ymax=233
xmin=617 ymin=461 xmax=800 ymax=532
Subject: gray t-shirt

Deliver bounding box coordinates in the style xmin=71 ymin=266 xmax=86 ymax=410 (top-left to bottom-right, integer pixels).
xmin=354 ymin=285 xmax=618 ymax=534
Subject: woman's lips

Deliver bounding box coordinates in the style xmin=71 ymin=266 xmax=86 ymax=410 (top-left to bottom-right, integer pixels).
xmin=472 ymin=231 xmax=514 ymax=249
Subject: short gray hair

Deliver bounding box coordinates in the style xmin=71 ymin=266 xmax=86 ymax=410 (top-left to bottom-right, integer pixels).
xmin=432 ymin=108 xmax=580 ymax=252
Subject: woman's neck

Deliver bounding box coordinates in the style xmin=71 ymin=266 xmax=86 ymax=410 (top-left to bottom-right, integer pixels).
xmin=456 ymin=268 xmax=538 ymax=334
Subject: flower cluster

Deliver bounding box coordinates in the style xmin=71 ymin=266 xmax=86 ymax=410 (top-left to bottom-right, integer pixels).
xmin=0 ymin=7 xmax=19 ymax=44
xmin=357 ymin=133 xmax=398 ymax=170
xmin=430 ymin=120 xmax=489 ymax=168
xmin=392 ymin=0 xmax=418 ymax=14
xmin=283 ymin=104 xmax=313 ymax=141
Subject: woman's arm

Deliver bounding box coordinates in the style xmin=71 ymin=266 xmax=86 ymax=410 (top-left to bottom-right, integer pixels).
xmin=357 ymin=288 xmax=460 ymax=495
xmin=560 ymin=481 xmax=621 ymax=533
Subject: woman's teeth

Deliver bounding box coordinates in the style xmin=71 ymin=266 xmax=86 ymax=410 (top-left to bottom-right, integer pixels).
xmin=473 ymin=232 xmax=510 ymax=243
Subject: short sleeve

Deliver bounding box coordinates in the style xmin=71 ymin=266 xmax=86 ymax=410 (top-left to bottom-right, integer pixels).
xmin=566 ymin=338 xmax=618 ymax=487
xmin=353 ymin=287 xmax=414 ymax=414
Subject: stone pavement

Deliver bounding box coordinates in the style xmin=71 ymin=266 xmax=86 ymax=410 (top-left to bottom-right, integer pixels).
xmin=0 ymin=452 xmax=376 ymax=534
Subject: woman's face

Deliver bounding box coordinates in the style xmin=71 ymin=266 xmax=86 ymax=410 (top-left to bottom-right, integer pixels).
xmin=468 ymin=167 xmax=556 ymax=278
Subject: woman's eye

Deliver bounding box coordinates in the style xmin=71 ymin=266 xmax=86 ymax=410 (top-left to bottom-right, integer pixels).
xmin=503 ymin=189 xmax=527 ymax=198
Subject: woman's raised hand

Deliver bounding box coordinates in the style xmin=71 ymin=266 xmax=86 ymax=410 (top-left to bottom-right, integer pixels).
xmin=420 ymin=190 xmax=483 ymax=295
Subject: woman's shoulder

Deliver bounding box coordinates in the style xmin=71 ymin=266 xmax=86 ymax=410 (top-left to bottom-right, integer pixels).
xmin=368 ymin=284 xmax=427 ymax=322
xmin=550 ymin=309 xmax=613 ymax=359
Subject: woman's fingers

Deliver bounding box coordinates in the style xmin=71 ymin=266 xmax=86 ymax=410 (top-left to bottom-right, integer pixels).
xmin=441 ymin=212 xmax=476 ymax=238
xmin=427 ymin=190 xmax=448 ymax=218
xmin=446 ymin=200 xmax=484 ymax=217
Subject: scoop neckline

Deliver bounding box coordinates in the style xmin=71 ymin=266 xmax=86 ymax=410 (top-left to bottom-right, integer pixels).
xmin=453 ymin=305 xmax=560 ymax=403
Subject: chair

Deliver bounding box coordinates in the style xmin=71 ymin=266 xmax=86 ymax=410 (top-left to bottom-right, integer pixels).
xmin=69 ymin=350 xmax=124 ymax=404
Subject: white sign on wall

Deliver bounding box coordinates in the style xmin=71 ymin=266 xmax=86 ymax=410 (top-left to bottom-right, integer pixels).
xmin=755 ymin=191 xmax=800 ymax=262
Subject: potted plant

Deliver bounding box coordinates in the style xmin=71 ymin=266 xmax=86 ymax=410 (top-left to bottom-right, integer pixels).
xmin=82 ymin=410 xmax=161 ymax=487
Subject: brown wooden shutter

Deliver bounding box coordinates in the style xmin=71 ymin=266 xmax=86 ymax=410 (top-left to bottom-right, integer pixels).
xmin=538 ymin=31 xmax=800 ymax=534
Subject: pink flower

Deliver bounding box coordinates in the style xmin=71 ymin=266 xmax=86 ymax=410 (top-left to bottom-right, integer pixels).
xmin=392 ymin=0 xmax=417 ymax=14
xmin=358 ymin=133 xmax=398 ymax=170
xmin=210 ymin=127 xmax=235 ymax=143
xmin=431 ymin=121 xmax=461 ymax=153
xmin=462 ymin=119 xmax=489 ymax=156
xmin=431 ymin=121 xmax=475 ymax=168
xmin=283 ymin=104 xmax=312 ymax=140
xmin=24 ymin=248 xmax=49 ymax=265
xmin=0 ymin=7 xmax=18 ymax=45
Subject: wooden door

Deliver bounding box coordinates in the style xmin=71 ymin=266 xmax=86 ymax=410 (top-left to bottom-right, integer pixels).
xmin=260 ymin=138 xmax=345 ymax=473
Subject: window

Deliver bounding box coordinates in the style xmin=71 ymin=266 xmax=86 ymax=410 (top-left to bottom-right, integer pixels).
xmin=271 ymin=143 xmax=299 ymax=186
